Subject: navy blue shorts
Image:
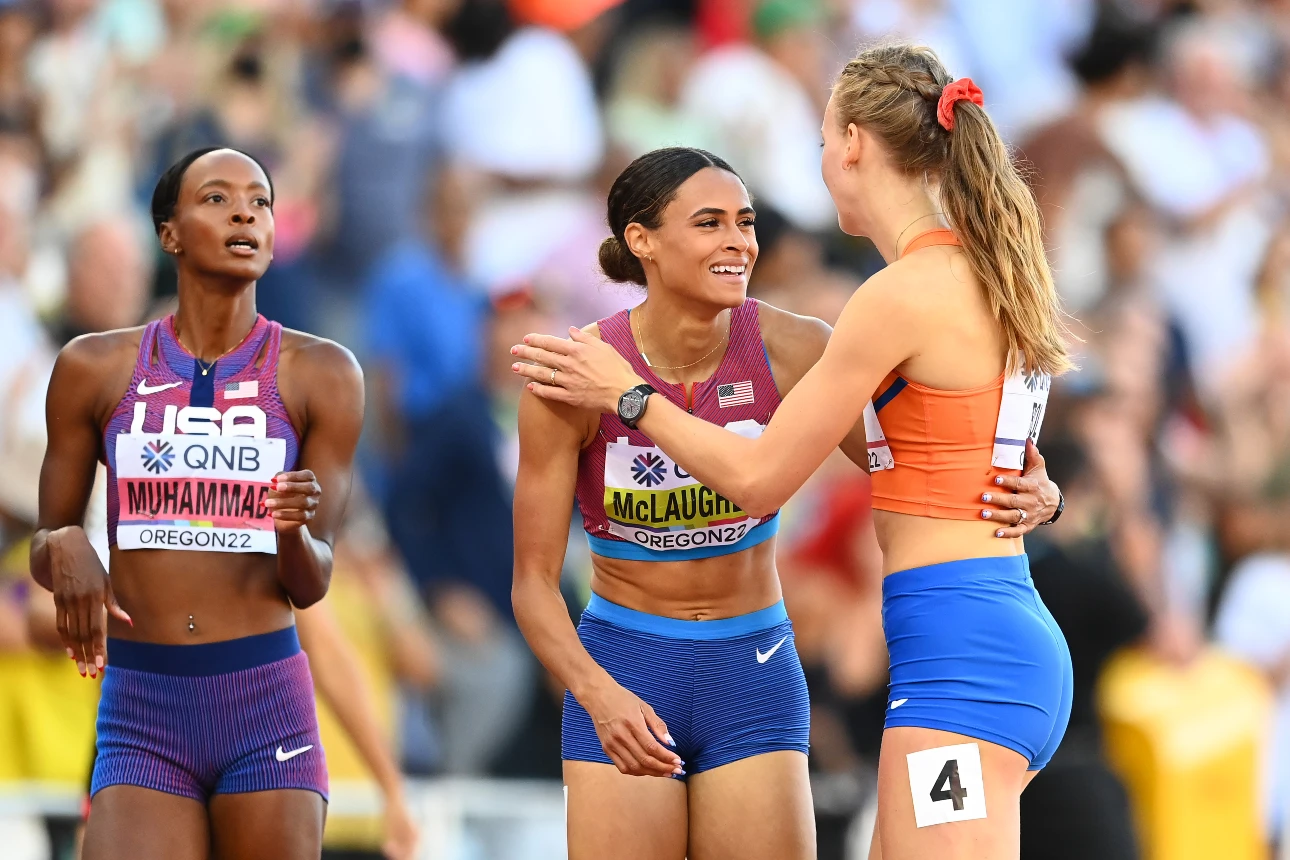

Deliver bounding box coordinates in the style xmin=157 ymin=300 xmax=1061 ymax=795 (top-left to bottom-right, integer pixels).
xmin=882 ymin=554 xmax=1073 ymax=770
xmin=562 ymin=595 xmax=810 ymax=776
xmin=92 ymin=627 xmax=328 ymax=802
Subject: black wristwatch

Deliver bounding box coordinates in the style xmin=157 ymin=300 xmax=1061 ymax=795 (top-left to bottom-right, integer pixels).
xmin=1041 ymin=490 xmax=1065 ymax=526
xmin=617 ymin=383 xmax=656 ymax=429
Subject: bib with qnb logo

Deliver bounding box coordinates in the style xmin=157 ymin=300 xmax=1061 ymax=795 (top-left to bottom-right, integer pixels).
xmin=102 ymin=315 xmax=299 ymax=554
xmin=574 ymin=300 xmax=782 ymax=562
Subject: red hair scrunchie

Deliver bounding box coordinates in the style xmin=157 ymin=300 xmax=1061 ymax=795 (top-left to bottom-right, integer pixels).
xmin=937 ymin=78 xmax=984 ymax=131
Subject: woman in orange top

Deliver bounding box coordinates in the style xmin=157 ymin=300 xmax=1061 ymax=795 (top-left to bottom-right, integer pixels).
xmin=512 ymin=44 xmax=1072 ymax=860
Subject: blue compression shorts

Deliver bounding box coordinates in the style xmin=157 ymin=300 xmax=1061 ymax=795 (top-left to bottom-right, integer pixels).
xmin=562 ymin=595 xmax=810 ymax=776
xmin=882 ymin=554 xmax=1073 ymax=770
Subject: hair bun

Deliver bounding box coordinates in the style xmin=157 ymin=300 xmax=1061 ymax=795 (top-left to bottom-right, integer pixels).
xmin=598 ymin=235 xmax=647 ymax=285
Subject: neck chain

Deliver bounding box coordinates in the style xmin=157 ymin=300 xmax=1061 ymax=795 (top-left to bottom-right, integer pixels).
xmin=894 ymin=212 xmax=947 ymax=259
xmin=175 ymin=322 xmax=247 ymax=376
xmin=633 ymin=307 xmax=730 ymax=371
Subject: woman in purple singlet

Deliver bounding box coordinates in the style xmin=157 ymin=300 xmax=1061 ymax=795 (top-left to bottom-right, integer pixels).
xmin=30 ymin=147 xmax=365 ymax=860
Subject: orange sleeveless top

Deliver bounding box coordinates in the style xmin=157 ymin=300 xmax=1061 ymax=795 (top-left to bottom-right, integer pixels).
xmin=868 ymin=230 xmax=1017 ymax=520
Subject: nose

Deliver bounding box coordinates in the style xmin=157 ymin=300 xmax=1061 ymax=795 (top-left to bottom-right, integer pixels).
xmin=724 ymin=224 xmax=750 ymax=253
xmin=231 ymin=202 xmax=256 ymax=225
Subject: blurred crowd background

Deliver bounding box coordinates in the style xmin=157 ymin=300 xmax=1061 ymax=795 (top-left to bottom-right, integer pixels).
xmin=1 ymin=0 xmax=1290 ymax=858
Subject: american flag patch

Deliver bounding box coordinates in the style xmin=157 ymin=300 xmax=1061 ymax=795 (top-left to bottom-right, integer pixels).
xmin=717 ymin=381 xmax=755 ymax=408
xmin=223 ymin=380 xmax=259 ymax=400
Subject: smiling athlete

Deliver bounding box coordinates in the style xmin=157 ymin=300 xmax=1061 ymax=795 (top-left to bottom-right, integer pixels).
xmin=30 ymin=147 xmax=365 ymax=860
xmin=511 ymin=147 xmax=1063 ymax=860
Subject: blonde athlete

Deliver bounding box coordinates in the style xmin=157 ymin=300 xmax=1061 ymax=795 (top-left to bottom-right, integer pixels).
xmin=513 ymin=45 xmax=1072 ymax=860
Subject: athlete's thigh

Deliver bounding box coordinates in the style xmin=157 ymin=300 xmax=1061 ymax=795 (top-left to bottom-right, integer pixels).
xmin=564 ymin=760 xmax=688 ymax=860
xmin=207 ymin=789 xmax=326 ymax=860
xmin=82 ymin=786 xmax=209 ymax=860
xmin=687 ymin=750 xmax=815 ymax=860
xmin=877 ymin=726 xmax=1029 ymax=860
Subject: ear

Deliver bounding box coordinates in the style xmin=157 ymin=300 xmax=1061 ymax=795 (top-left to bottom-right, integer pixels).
xmin=158 ymin=222 xmax=180 ymax=255
xmin=623 ymin=222 xmax=653 ymax=263
xmin=844 ymin=122 xmax=865 ymax=171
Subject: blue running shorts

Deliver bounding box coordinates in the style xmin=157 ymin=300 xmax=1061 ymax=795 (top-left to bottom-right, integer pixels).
xmin=562 ymin=595 xmax=810 ymax=776
xmin=882 ymin=554 xmax=1072 ymax=770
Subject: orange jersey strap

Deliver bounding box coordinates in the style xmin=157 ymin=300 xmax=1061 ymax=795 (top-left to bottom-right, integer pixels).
xmin=899 ymin=228 xmax=960 ymax=259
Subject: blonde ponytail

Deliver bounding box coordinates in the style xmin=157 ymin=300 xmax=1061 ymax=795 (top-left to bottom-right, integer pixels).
xmin=833 ymin=44 xmax=1073 ymax=376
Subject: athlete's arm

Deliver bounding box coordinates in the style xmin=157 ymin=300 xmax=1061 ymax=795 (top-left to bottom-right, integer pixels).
xmin=515 ymin=270 xmax=920 ymax=516
xmin=760 ymin=306 xmax=871 ymax=471
xmin=512 ymin=388 xmax=683 ymax=778
xmin=296 ymin=601 xmax=418 ymax=860
xmin=272 ymin=338 xmax=365 ymax=608
xmin=31 ymin=335 xmax=133 ymax=677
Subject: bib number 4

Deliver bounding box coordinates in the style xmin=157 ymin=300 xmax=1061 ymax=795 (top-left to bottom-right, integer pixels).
xmin=929 ymin=759 xmax=969 ymax=811
xmin=907 ymin=743 xmax=988 ymax=828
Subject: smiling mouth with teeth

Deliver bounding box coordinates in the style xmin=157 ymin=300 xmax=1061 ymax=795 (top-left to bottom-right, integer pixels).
xmin=710 ymin=265 xmax=746 ymax=274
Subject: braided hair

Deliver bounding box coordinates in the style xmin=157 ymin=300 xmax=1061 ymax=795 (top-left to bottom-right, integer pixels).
xmin=832 ymin=44 xmax=1072 ymax=377
xmin=599 ymin=147 xmax=742 ymax=286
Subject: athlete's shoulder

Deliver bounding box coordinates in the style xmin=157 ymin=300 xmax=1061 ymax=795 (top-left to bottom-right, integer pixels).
xmin=55 ymin=326 xmax=145 ymax=377
xmin=754 ymin=300 xmax=832 ymax=349
xmin=279 ymin=329 xmax=364 ymax=383
xmin=752 ymin=301 xmax=831 ymax=394
xmin=50 ymin=327 xmax=146 ymax=418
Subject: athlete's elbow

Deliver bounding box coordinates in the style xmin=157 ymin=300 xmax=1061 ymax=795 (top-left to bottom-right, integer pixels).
xmin=289 ymin=575 xmax=330 ymax=610
xmin=730 ymin=477 xmax=783 ymax=521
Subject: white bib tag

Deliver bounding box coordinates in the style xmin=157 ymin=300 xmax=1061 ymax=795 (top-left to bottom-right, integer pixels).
xmin=114 ymin=434 xmax=285 ymax=553
xmin=990 ymin=367 xmax=1051 ymax=470
xmin=602 ymin=422 xmax=763 ymax=553
xmin=862 ymin=401 xmax=895 ymax=472
xmin=907 ymin=743 xmax=988 ymax=828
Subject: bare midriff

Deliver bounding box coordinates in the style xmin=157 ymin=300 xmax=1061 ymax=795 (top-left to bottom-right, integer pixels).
xmin=105 ymin=546 xmax=294 ymax=644
xmin=588 ymin=538 xmax=781 ymax=621
xmin=874 ymin=509 xmax=1023 ymax=578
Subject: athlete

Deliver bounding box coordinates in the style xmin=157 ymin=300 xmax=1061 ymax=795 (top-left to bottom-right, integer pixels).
xmin=30 ymin=146 xmax=365 ymax=860
xmin=511 ymin=144 xmax=1063 ymax=860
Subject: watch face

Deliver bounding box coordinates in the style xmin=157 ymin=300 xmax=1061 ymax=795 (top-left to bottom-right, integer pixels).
xmin=620 ymin=391 xmax=644 ymax=421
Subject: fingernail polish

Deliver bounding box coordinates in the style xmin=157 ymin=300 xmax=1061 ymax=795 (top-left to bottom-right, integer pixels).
xmin=982 ymin=493 xmax=991 ymax=502
xmin=664 ymin=734 xmax=675 ymax=746
xmin=981 ymin=510 xmax=991 ymax=519
xmin=67 ymin=648 xmax=75 ymax=659
xmin=996 ymin=530 xmax=1004 ymax=538
xmin=95 ymin=656 xmax=104 ymax=669
xmin=995 ymin=476 xmax=1004 ymax=485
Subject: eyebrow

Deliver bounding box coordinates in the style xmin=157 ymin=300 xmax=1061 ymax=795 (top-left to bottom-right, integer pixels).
xmin=690 ymin=206 xmax=757 ymax=218
xmin=196 ymin=178 xmax=271 ymax=193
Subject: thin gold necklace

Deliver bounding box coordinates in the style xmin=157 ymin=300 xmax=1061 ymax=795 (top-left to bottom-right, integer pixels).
xmin=633 ymin=307 xmax=730 ymax=371
xmin=174 ymin=321 xmax=249 ymax=376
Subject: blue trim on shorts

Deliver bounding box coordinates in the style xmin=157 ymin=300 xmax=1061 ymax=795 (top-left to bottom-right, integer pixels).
xmin=107 ymin=626 xmax=301 ymax=676
xmin=584 ymin=594 xmax=788 ymax=640
xmin=585 ymin=512 xmax=779 ymax=562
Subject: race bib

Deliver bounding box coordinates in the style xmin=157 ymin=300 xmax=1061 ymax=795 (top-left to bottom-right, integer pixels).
xmin=114 ymin=434 xmax=285 ymax=553
xmin=862 ymin=401 xmax=895 ymax=472
xmin=990 ymin=367 xmax=1051 ymax=470
xmin=602 ymin=421 xmax=762 ymax=553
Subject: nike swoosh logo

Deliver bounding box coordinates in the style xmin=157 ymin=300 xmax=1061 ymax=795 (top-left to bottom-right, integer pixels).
xmin=890 ymin=698 xmax=908 ymax=709
xmin=137 ymin=379 xmax=183 ymax=395
xmin=275 ymin=744 xmax=314 ymax=762
xmin=756 ymin=636 xmax=788 ymax=664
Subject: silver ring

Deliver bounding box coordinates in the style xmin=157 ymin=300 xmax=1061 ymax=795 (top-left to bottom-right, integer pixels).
xmin=1018 ymin=510 xmax=1028 ymax=522
xmin=550 ymin=368 xmax=557 ymax=385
